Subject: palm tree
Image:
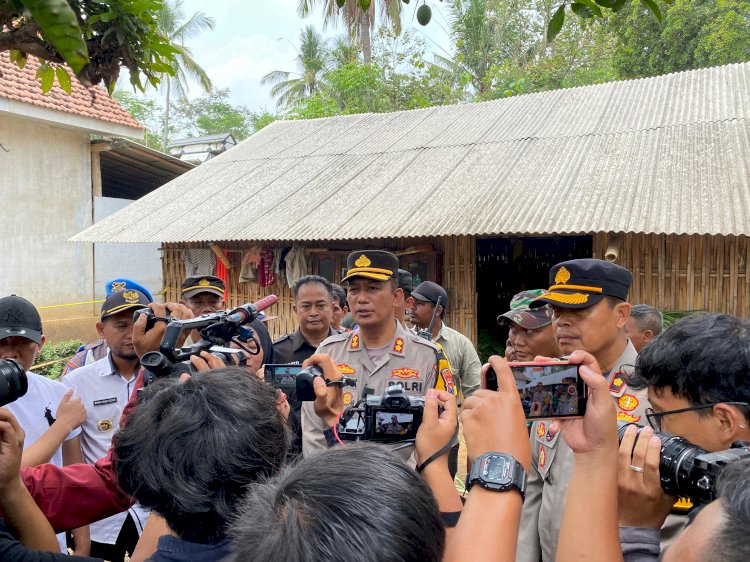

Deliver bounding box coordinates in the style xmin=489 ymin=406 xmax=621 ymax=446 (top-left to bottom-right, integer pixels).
xmin=298 ymin=0 xmax=402 ymax=63
xmin=261 ymin=26 xmax=332 ymax=110
xmin=157 ymin=0 xmax=215 ymax=149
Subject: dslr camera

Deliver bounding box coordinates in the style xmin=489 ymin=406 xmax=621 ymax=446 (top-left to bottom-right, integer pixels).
xmin=618 ymin=421 xmax=750 ymax=504
xmin=135 ymin=296 xmax=277 ymax=384
xmin=0 ymin=359 xmax=28 ymax=407
xmin=338 ymin=383 xmax=425 ymax=443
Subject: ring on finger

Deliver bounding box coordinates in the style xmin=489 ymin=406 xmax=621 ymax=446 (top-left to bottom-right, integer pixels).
xmin=629 ymin=465 xmax=645 ymax=473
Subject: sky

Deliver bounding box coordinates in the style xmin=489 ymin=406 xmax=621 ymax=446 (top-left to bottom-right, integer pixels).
xmin=155 ymin=0 xmax=455 ymax=112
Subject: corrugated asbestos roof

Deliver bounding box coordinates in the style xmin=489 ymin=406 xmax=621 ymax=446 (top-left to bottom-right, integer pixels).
xmin=72 ymin=62 xmax=750 ymax=243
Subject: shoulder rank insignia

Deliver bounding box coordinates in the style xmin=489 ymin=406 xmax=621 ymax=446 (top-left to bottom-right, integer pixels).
xmin=337 ymin=363 xmax=356 ymax=375
xmin=609 ymin=372 xmax=627 ymax=397
xmin=392 ymin=367 xmax=419 ymax=379
xmin=392 ymin=338 xmax=404 ymax=353
xmin=350 ymin=334 xmax=360 ymax=350
xmin=343 ymin=392 xmax=354 ymax=406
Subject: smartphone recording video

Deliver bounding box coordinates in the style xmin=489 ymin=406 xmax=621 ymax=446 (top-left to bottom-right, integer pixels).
xmin=483 ymin=361 xmax=587 ymax=419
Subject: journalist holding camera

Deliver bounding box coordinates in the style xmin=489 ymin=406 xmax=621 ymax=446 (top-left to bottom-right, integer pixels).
xmin=551 ymin=313 xmax=750 ymax=562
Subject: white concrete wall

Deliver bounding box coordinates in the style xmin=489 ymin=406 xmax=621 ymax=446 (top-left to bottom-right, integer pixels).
xmin=0 ymin=114 xmax=94 ymax=321
xmin=94 ymin=197 xmax=162 ymax=299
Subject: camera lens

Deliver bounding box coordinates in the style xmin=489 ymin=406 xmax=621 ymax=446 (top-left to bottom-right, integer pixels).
xmin=0 ymin=358 xmax=28 ymax=407
xmin=617 ymin=422 xmax=707 ymax=500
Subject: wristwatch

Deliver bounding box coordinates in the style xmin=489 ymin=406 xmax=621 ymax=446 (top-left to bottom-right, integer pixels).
xmin=467 ymin=452 xmax=527 ymax=500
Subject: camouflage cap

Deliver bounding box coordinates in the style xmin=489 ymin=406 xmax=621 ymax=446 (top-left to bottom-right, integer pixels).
xmin=497 ymin=289 xmax=554 ymax=330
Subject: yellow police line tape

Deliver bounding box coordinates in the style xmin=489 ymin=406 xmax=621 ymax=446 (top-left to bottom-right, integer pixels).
xmin=37 ymin=290 xmax=165 ymax=310
xmin=34 ymin=357 xmax=69 ymax=369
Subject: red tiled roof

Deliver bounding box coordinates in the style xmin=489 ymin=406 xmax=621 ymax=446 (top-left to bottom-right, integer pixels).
xmin=0 ymin=52 xmax=144 ymax=130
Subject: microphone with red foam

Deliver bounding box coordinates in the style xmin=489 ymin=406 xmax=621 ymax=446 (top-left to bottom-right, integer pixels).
xmin=226 ymin=294 xmax=278 ymax=325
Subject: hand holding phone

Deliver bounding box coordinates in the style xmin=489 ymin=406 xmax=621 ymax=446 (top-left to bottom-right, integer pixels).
xmin=483 ymin=360 xmax=587 ymax=419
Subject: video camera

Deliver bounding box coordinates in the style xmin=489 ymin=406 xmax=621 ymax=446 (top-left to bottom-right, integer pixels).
xmin=338 ymin=383 xmax=425 ymax=443
xmin=618 ymin=421 xmax=750 ymax=504
xmin=0 ymin=359 xmax=27 ymax=407
xmin=135 ymin=295 xmax=277 ymax=385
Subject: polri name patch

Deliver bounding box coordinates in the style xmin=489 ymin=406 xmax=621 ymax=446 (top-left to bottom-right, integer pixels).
xmin=94 ymin=397 xmax=117 ymax=406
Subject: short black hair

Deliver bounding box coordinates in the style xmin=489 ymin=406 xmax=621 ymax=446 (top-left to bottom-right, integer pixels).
xmin=113 ymin=368 xmax=290 ymax=544
xmin=331 ymin=283 xmax=347 ymax=309
xmin=230 ymin=443 xmax=445 ymax=561
xmin=630 ymin=304 xmax=663 ymax=336
xmin=711 ymin=459 xmax=750 ymax=562
xmin=630 ymin=313 xmax=750 ymax=421
xmin=293 ymin=275 xmax=334 ymax=302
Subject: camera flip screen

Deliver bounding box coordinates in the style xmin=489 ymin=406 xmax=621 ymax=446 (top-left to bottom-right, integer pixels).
xmin=367 ymin=407 xmax=421 ymax=441
xmin=264 ymin=364 xmax=302 ymax=388
xmin=510 ymin=363 xmax=586 ymax=419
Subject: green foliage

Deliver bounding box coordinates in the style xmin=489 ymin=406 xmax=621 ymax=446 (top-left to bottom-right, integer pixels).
xmin=35 ymin=340 xmax=83 ymax=380
xmin=661 ymin=310 xmax=697 ymax=329
xmin=611 ymin=0 xmax=750 ymax=79
xmin=249 ymin=111 xmax=280 ymax=133
xmin=21 ymin=0 xmax=88 ymax=74
xmin=173 ymin=88 xmax=255 ymax=141
xmin=113 ymin=90 xmax=167 ymax=150
xmin=0 ymin=0 xmax=179 ymax=92
xmin=289 ymin=28 xmax=466 ymax=118
xmin=477 ymin=328 xmax=504 ymax=363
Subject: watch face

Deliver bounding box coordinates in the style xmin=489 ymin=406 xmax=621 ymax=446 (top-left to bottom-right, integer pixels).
xmin=482 ymin=455 xmax=513 ymax=484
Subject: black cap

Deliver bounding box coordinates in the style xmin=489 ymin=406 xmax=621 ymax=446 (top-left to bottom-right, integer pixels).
xmin=397 ymin=269 xmax=413 ymax=293
xmin=531 ymin=258 xmax=632 ymax=310
xmin=411 ymin=281 xmax=448 ymax=309
xmin=0 ymin=295 xmax=43 ymax=343
xmin=181 ymin=275 xmax=226 ymax=299
xmin=101 ymin=290 xmax=151 ymax=319
xmin=341 ymin=251 xmax=399 ymax=283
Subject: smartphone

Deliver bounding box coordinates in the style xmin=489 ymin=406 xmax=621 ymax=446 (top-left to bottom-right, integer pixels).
xmin=483 ymin=361 xmax=587 ymax=419
xmin=263 ymin=364 xmax=302 ymax=389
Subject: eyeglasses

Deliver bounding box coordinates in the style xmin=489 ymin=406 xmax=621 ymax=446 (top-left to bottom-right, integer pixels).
xmin=645 ymin=402 xmax=749 ymax=431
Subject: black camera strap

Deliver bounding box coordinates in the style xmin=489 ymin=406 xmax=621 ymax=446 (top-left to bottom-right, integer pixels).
xmin=416 ymin=424 xmax=459 ymax=474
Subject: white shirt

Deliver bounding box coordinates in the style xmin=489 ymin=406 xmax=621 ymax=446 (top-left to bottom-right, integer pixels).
xmin=61 ymin=354 xmax=149 ymax=544
xmin=6 ymin=371 xmax=81 ymax=551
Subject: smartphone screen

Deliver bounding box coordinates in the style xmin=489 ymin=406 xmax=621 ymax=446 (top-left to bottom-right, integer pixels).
xmin=264 ymin=364 xmax=302 ymax=388
xmin=484 ymin=362 xmax=586 ymax=419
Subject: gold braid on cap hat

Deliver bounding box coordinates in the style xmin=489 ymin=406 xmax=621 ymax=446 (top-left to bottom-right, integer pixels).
xmin=543 ymin=292 xmax=591 ymax=305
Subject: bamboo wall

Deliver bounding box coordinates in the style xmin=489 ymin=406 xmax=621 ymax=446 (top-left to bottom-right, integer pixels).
xmin=594 ymin=233 xmax=750 ymax=316
xmin=162 ymin=236 xmax=479 ymax=343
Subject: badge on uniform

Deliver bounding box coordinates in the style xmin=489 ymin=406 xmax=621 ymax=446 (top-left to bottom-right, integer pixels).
xmin=350 ymin=334 xmax=360 ymax=350
xmin=391 ymin=367 xmax=419 ymax=379
xmin=337 ymin=363 xmax=356 ymax=375
xmin=392 ymin=338 xmax=404 ymax=353
xmin=534 ymin=421 xmax=559 ymax=447
xmin=97 ymin=419 xmax=113 ymax=432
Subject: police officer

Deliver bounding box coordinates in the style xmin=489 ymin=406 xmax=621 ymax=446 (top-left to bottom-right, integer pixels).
xmin=301 ymin=250 xmax=445 ymax=457
xmin=516 ymin=259 xmax=650 ymax=562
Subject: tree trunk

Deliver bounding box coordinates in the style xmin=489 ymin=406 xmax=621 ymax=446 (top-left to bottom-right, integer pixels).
xmin=360 ymin=9 xmax=372 ymax=63
xmin=162 ymin=79 xmax=171 ymax=151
